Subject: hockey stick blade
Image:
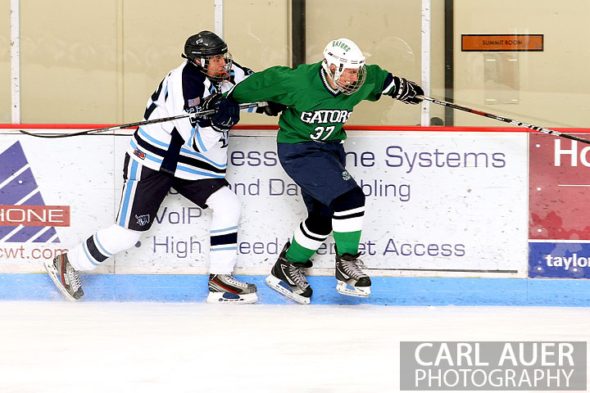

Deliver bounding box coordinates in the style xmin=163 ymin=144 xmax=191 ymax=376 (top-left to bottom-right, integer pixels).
xmin=18 ymin=102 xmax=265 ymax=139
xmin=419 ymin=95 xmax=590 ymax=145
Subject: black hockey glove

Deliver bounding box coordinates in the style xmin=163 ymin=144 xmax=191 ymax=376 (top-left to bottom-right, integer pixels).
xmin=390 ymin=76 xmax=424 ymax=105
xmin=256 ymin=101 xmax=287 ymax=117
xmin=198 ymin=93 xmax=240 ymax=131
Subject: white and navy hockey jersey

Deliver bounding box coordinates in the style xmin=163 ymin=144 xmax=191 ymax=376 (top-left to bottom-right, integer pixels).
xmin=127 ymin=61 xmax=252 ymax=180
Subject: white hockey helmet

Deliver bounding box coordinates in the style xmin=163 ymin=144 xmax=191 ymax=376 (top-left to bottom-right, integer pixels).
xmin=322 ymin=38 xmax=366 ymax=95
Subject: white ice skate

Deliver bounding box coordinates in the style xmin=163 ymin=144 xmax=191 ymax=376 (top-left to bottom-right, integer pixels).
xmin=44 ymin=253 xmax=84 ymax=301
xmin=207 ymin=274 xmax=258 ymax=304
xmin=335 ymin=253 xmax=371 ymax=298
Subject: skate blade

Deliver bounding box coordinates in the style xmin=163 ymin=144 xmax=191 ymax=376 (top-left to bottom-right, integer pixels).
xmin=336 ymin=281 xmax=371 ymax=298
xmin=206 ymin=291 xmax=258 ymax=304
xmin=43 ymin=260 xmax=79 ymax=302
xmin=265 ymin=275 xmax=310 ymax=305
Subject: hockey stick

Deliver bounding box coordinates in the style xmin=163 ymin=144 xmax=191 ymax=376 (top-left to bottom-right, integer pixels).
xmin=419 ymin=95 xmax=590 ymax=145
xmin=18 ymin=102 xmax=265 ymax=139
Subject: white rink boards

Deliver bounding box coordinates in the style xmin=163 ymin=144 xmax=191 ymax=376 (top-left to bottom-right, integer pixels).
xmin=0 ymin=130 xmax=527 ymax=277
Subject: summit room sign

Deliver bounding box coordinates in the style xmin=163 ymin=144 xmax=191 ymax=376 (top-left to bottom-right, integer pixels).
xmin=462 ymin=34 xmax=544 ymax=52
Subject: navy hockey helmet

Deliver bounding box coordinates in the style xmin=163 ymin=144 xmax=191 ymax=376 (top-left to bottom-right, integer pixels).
xmin=183 ymin=31 xmax=233 ymax=81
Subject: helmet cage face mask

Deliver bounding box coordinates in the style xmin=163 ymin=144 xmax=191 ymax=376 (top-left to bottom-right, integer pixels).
xmin=196 ymin=52 xmax=233 ymax=82
xmin=322 ymin=39 xmax=366 ymax=95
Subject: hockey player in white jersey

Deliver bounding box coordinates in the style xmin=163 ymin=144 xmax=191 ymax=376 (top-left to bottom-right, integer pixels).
xmin=45 ymin=31 xmax=263 ymax=304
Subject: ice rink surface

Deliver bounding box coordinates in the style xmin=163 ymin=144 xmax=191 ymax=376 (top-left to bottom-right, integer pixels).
xmin=1 ymin=301 xmax=588 ymax=393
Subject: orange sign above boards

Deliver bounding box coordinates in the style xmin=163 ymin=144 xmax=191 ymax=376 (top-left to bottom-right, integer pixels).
xmin=462 ymin=34 xmax=544 ymax=52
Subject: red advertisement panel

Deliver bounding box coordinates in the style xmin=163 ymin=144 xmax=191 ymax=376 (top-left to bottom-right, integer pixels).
xmin=0 ymin=205 xmax=70 ymax=227
xmin=529 ymin=133 xmax=590 ymax=240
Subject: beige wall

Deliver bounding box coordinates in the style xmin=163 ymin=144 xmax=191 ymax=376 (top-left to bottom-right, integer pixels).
xmin=2 ymin=0 xmax=289 ymax=124
xmin=12 ymin=0 xmax=216 ymax=123
xmin=0 ymin=0 xmax=11 ymax=123
xmin=224 ymin=0 xmax=290 ymax=125
xmin=1 ymin=1 xmax=588 ymax=127
xmin=19 ymin=1 xmax=120 ymax=123
xmin=454 ymin=0 xmax=590 ymax=127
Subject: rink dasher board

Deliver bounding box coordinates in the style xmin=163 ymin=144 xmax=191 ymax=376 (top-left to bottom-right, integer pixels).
xmin=0 ymin=130 xmax=527 ymax=277
xmin=2 ymin=274 xmax=590 ymax=306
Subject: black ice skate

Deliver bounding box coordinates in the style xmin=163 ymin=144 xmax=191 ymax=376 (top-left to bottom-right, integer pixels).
xmin=44 ymin=253 xmax=84 ymax=301
xmin=207 ymin=274 xmax=258 ymax=304
xmin=335 ymin=253 xmax=371 ymax=297
xmin=265 ymin=242 xmax=313 ymax=305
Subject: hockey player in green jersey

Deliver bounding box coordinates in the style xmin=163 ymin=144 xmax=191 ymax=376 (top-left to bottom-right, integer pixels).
xmin=229 ymin=38 xmax=424 ymax=304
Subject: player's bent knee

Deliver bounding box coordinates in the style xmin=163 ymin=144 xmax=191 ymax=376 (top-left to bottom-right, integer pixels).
xmin=305 ymin=215 xmax=332 ymax=236
xmin=206 ymin=186 xmax=241 ymax=221
xmin=96 ymin=224 xmax=142 ymax=254
xmin=112 ymin=224 xmax=142 ymax=244
xmin=330 ymin=186 xmax=365 ymax=212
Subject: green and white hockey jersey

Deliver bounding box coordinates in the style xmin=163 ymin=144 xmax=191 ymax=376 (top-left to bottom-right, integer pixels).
xmin=230 ymin=62 xmax=391 ymax=143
